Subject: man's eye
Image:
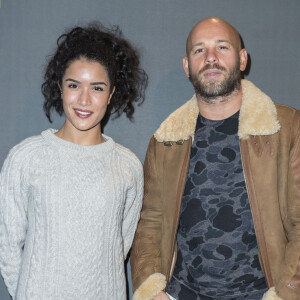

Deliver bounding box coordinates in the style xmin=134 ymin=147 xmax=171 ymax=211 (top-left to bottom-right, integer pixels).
xmin=219 ymin=46 xmax=228 ymax=50
xmin=94 ymin=86 xmax=104 ymax=92
xmin=195 ymin=48 xmax=203 ymax=54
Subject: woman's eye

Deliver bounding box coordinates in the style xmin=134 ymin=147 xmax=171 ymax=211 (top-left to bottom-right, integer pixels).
xmin=94 ymin=86 xmax=104 ymax=92
xmin=68 ymin=84 xmax=78 ymax=89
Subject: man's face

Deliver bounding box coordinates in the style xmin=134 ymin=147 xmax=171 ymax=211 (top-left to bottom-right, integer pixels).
xmin=183 ymin=19 xmax=247 ymax=101
xmin=189 ymin=58 xmax=241 ymax=100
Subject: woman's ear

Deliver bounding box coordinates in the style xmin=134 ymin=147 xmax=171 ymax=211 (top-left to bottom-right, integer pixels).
xmin=108 ymin=86 xmax=116 ymax=105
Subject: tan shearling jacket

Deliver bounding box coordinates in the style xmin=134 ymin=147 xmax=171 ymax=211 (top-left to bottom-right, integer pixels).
xmin=130 ymin=80 xmax=300 ymax=300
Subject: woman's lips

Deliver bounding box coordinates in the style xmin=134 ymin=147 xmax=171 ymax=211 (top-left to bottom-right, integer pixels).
xmin=73 ymin=108 xmax=93 ymax=118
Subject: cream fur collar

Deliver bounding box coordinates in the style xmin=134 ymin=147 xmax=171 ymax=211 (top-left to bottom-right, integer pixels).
xmin=154 ymin=80 xmax=281 ymax=142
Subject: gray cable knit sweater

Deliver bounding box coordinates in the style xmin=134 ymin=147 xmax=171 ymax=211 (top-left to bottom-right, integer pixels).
xmin=0 ymin=129 xmax=143 ymax=300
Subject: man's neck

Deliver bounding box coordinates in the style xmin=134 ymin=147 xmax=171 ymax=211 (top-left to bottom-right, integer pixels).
xmin=196 ymin=87 xmax=242 ymax=120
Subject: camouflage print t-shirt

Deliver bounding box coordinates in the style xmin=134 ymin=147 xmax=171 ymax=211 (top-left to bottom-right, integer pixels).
xmin=167 ymin=111 xmax=267 ymax=300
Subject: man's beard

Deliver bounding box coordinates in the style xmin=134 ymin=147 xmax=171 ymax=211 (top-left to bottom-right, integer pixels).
xmin=189 ymin=61 xmax=241 ymax=101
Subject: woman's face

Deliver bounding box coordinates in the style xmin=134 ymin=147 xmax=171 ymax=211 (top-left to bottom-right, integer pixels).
xmin=61 ymin=58 xmax=114 ymax=135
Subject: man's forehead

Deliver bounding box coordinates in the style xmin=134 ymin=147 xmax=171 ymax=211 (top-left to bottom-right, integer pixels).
xmin=186 ymin=18 xmax=241 ymax=52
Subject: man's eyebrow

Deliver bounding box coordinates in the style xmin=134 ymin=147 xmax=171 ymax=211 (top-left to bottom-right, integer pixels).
xmin=191 ymin=42 xmax=205 ymax=49
xmin=191 ymin=39 xmax=233 ymax=49
xmin=216 ymin=39 xmax=233 ymax=45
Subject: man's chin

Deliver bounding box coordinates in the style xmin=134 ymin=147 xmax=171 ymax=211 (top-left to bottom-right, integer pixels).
xmin=200 ymin=77 xmax=223 ymax=87
xmin=199 ymin=82 xmax=223 ymax=94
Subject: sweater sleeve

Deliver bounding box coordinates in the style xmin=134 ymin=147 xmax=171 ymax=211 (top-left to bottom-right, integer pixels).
xmin=0 ymin=147 xmax=29 ymax=298
xmin=122 ymin=160 xmax=144 ymax=258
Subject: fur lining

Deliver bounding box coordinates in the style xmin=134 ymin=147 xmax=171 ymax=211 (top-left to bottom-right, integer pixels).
xmin=262 ymin=287 xmax=283 ymax=300
xmin=238 ymin=80 xmax=281 ymax=139
xmin=154 ymin=95 xmax=199 ymax=142
xmin=154 ymin=80 xmax=281 ymax=142
xmin=132 ymin=273 xmax=166 ymax=300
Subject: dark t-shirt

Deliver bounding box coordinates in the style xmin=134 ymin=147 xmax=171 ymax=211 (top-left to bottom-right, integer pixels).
xmin=167 ymin=112 xmax=267 ymax=299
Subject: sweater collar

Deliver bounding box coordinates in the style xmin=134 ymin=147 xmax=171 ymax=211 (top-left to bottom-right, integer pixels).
xmin=42 ymin=129 xmax=115 ymax=155
xmin=154 ymin=79 xmax=281 ymax=142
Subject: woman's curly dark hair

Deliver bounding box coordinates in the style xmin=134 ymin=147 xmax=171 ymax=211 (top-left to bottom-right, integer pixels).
xmin=42 ymin=23 xmax=148 ymax=122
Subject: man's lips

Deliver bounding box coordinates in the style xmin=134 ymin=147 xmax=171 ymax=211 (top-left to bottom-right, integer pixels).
xmin=73 ymin=108 xmax=93 ymax=118
xmin=202 ymin=69 xmax=223 ymax=79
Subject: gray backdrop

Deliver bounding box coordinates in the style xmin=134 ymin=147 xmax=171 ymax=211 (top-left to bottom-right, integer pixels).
xmin=0 ymin=0 xmax=299 ymax=299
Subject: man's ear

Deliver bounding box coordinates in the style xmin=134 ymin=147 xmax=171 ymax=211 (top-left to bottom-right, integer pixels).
xmin=239 ymin=49 xmax=248 ymax=72
xmin=183 ymin=56 xmax=190 ymax=78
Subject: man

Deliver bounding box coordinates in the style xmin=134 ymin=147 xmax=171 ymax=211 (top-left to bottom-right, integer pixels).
xmin=131 ymin=18 xmax=300 ymax=300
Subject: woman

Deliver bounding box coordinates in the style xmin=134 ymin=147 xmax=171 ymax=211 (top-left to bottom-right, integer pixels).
xmin=0 ymin=23 xmax=147 ymax=300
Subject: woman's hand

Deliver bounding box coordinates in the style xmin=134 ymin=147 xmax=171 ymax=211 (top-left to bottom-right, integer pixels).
xmin=153 ymin=291 xmax=170 ymax=300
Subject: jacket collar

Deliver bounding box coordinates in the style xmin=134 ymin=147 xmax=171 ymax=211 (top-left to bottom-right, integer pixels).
xmin=154 ymin=79 xmax=281 ymax=142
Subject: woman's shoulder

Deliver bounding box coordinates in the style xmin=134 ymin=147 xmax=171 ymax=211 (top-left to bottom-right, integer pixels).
xmin=114 ymin=143 xmax=143 ymax=171
xmin=11 ymin=133 xmax=45 ymax=152
xmin=3 ymin=132 xmax=47 ymax=167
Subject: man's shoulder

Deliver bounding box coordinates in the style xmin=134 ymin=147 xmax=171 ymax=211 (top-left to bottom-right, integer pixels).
xmin=154 ymin=95 xmax=198 ymax=143
xmin=275 ymin=102 xmax=300 ymax=123
xmin=275 ymin=102 xmax=299 ymax=113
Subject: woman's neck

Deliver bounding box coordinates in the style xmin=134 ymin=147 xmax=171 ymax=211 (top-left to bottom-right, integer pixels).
xmin=55 ymin=123 xmax=105 ymax=146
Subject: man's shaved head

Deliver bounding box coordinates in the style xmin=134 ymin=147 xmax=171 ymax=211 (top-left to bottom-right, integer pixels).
xmin=182 ymin=17 xmax=247 ymax=101
xmin=186 ymin=18 xmax=242 ymax=55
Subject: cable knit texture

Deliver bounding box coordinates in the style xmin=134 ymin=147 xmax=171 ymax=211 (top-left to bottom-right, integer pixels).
xmin=0 ymin=129 xmax=143 ymax=300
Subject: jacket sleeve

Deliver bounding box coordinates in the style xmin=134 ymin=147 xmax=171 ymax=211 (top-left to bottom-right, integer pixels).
xmin=122 ymin=160 xmax=144 ymax=258
xmin=0 ymin=147 xmax=29 ymax=299
xmin=130 ymin=136 xmax=167 ymax=300
xmin=276 ymin=110 xmax=300 ymax=300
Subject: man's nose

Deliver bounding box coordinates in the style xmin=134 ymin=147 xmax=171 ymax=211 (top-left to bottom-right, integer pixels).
xmin=205 ymin=49 xmax=218 ymax=64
